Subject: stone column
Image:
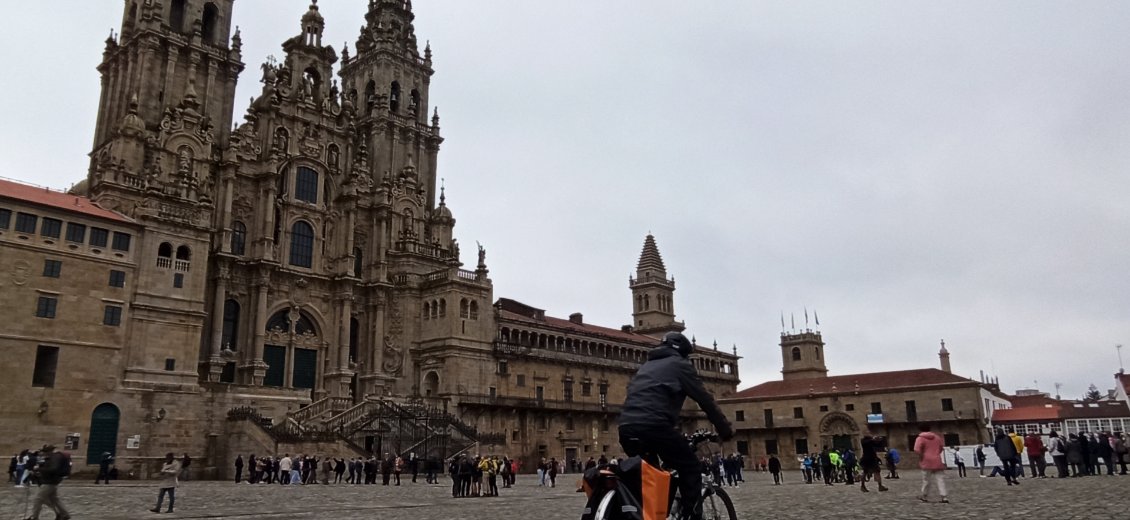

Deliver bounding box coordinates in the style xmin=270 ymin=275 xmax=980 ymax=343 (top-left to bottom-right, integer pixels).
xmin=242 ymin=269 xmax=270 ymax=385
xmin=205 ymin=265 xmax=229 ymax=382
xmin=324 ymin=290 xmax=355 ymax=398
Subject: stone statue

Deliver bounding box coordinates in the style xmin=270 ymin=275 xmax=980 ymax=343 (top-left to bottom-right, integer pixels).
xmin=382 ymin=335 xmax=404 ymax=375
xmin=476 ymin=242 xmax=486 ymax=268
xmin=176 ymin=147 xmax=193 ymax=178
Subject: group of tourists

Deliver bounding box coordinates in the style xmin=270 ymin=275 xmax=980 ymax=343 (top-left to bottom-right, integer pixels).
xmin=979 ymin=428 xmax=1130 ymax=482
xmin=6 ymin=444 xmax=73 ymax=520
xmin=233 ymin=453 xmax=437 ymax=486
xmin=701 ymin=453 xmax=746 ymax=486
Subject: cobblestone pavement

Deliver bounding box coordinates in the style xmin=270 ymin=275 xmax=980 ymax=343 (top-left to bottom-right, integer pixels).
xmin=1 ymin=471 xmax=1126 ymax=519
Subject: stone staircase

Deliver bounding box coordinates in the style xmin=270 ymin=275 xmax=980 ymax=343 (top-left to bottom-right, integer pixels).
xmin=226 ymin=397 xmax=480 ymax=462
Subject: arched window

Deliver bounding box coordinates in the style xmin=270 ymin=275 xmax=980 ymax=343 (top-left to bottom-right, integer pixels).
xmin=289 ymin=221 xmax=314 ymax=268
xmin=353 ymin=247 xmax=363 ymax=277
xmin=815 ymin=347 xmax=820 ymax=360
xmin=157 ymin=242 xmax=173 ymax=268
xmin=644 ymin=294 xmax=650 ymax=310
xmin=295 ymin=311 xmax=316 ymax=335
xmin=202 ymin=3 xmax=220 ymax=43
xmin=295 ymin=167 xmax=318 ymax=203
xmin=390 ymin=81 xmax=401 ymax=113
xmin=365 ymin=81 xmax=376 ymax=111
xmin=422 ymin=302 xmax=430 ymax=320
xmin=266 ymin=310 xmax=290 ymax=332
xmin=349 ymin=318 xmax=359 ymax=363
xmin=169 ymin=0 xmax=187 ymax=33
xmin=222 ymin=300 xmax=240 ymax=350
xmin=791 ymin=347 xmax=802 ymax=361
xmin=469 ymin=301 xmax=479 ymax=320
xmin=430 ymin=300 xmax=438 ymax=320
xmin=176 ymin=245 xmax=191 ymax=261
xmin=423 ymin=371 xmax=439 ymax=397
xmin=231 ymin=221 xmax=247 ymax=256
xmin=410 ymin=88 xmax=421 ymax=114
xmin=460 ymin=299 xmax=469 ymax=319
xmin=439 ymin=299 xmax=446 ymax=317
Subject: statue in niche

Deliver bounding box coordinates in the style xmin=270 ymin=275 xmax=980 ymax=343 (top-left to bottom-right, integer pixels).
xmin=176 ymin=147 xmax=193 ymax=178
xmin=327 ymin=146 xmax=340 ymax=170
xmin=382 ymin=335 xmax=404 ymax=375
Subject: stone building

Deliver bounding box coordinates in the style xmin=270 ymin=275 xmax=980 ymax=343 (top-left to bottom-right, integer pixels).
xmin=720 ymin=334 xmax=1007 ymax=468
xmin=0 ymin=1 xmax=738 ymax=477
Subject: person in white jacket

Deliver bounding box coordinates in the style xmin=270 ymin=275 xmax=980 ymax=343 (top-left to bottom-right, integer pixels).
xmin=151 ymin=453 xmax=180 ymax=514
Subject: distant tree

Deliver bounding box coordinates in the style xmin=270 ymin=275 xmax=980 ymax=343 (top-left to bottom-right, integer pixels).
xmin=1084 ymin=384 xmax=1103 ymax=402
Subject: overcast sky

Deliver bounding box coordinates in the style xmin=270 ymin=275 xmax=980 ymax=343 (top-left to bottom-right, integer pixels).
xmin=2 ymin=1 xmax=1129 ymax=398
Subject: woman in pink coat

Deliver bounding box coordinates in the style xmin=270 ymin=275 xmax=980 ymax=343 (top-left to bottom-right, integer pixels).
xmin=913 ymin=424 xmax=947 ymax=503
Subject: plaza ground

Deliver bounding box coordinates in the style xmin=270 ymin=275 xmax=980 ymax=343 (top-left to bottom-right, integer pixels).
xmin=0 ymin=471 xmax=1125 ymax=519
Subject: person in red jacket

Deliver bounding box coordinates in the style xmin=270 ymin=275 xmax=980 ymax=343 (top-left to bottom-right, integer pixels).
xmin=1023 ymin=434 xmax=1047 ymax=478
xmin=914 ymin=424 xmax=947 ymax=503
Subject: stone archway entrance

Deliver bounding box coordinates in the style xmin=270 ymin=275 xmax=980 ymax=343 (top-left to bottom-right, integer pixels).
xmin=87 ymin=403 xmax=120 ymax=465
xmin=819 ymin=412 xmax=860 ymax=452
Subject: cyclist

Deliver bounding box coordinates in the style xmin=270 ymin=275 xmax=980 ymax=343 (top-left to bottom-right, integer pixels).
xmin=619 ymin=332 xmax=734 ymax=520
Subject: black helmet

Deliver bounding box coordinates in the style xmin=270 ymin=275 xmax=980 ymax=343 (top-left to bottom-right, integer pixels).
xmin=661 ymin=332 xmax=694 ymax=358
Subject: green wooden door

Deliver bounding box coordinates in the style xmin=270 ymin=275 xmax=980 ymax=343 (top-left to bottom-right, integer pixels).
xmin=264 ymin=345 xmax=286 ymax=387
xmin=87 ymin=403 xmax=119 ymax=465
xmin=293 ymin=348 xmax=317 ymax=389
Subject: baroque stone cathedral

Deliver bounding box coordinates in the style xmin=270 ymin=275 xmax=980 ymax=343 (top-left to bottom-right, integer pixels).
xmin=0 ymin=0 xmax=739 ymax=477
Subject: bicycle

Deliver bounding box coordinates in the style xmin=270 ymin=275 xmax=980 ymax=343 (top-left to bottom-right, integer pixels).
xmin=581 ymin=431 xmax=737 ymax=520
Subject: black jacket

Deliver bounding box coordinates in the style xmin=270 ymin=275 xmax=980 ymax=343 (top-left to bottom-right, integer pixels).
xmin=619 ymin=346 xmax=728 ymax=431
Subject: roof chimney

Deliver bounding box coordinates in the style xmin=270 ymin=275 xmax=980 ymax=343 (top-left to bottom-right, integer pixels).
xmin=569 ymin=313 xmax=583 ymax=325
xmin=621 ymin=325 xmax=633 ymax=333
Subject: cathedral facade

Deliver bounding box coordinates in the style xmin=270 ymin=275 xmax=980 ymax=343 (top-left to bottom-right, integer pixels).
xmin=0 ymin=1 xmax=738 ymax=477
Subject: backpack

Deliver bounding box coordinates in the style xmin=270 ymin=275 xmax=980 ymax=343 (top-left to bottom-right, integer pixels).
xmin=59 ymin=453 xmax=73 ymax=477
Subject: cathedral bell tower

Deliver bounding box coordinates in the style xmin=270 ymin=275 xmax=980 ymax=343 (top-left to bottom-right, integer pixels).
xmin=338 ymin=0 xmax=442 ymax=208
xmin=629 ymin=234 xmax=685 ymax=336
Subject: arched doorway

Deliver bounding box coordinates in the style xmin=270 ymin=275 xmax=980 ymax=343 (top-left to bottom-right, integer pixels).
xmin=264 ymin=308 xmax=322 ymax=396
xmin=422 ymin=371 xmax=439 ymax=397
xmin=819 ymin=412 xmax=860 ymax=452
xmin=87 ymin=403 xmax=120 ymax=464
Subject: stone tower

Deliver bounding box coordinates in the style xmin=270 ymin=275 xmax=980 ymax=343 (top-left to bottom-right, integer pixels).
xmin=780 ymin=331 xmax=828 ymax=380
xmin=81 ymin=0 xmax=244 ymax=390
xmin=939 ymin=340 xmax=952 ymax=374
xmin=338 ymin=0 xmax=441 ymax=207
xmin=629 ymin=234 xmax=684 ymax=336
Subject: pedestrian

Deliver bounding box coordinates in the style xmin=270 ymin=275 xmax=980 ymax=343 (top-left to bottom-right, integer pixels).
xmin=859 ymin=432 xmax=888 ymax=492
xmin=1047 ymin=431 xmax=1068 ymax=478
xmin=819 ymin=447 xmax=834 ymax=485
xmin=1097 ymin=432 xmax=1115 ymax=475
xmin=1024 ymin=433 xmax=1047 ymax=478
xmin=1078 ymin=432 xmax=1092 ymax=475
xmin=150 ymin=452 xmax=180 ymax=514
xmin=410 ymin=454 xmax=419 ymax=483
xmin=548 ymin=457 xmax=558 ymax=488
xmin=179 ymin=453 xmax=191 ymax=481
xmin=393 ymin=454 xmax=403 ymax=486
xmin=974 ymin=445 xmax=987 ymax=476
xmin=1066 ymin=434 xmax=1085 ymax=477
xmin=950 ymin=447 xmax=966 ymax=478
xmin=885 ymin=447 xmax=901 ymax=479
xmin=15 ymin=449 xmax=29 ymax=487
xmin=1007 ymin=431 xmax=1025 ymax=478
xmin=914 ymin=425 xmax=947 ymax=503
xmin=322 ymin=457 xmax=333 ymax=484
xmin=1114 ymin=432 xmax=1129 ymax=475
xmin=537 ymin=457 xmax=546 ymax=486
xmin=801 ymin=454 xmax=813 ymax=484
xmin=767 ymin=454 xmax=782 ymax=485
xmin=95 ymin=452 xmax=114 ymax=484
xmin=842 ymin=448 xmax=856 ymax=485
xmin=234 ymin=455 xmax=244 ymax=483
xmin=993 ymin=429 xmax=1020 ymax=485
xmin=26 ymin=444 xmax=71 ymax=520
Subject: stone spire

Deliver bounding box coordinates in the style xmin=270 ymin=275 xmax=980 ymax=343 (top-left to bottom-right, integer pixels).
xmin=939 ymin=339 xmax=952 ymax=374
xmin=636 ymin=234 xmax=667 ymax=275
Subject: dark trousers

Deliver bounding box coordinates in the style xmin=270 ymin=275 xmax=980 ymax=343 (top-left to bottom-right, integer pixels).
xmin=234 ymin=466 xmax=242 ymax=483
xmin=956 ymin=462 xmax=966 ymax=478
xmin=771 ymin=471 xmax=781 ymax=484
xmin=155 ymin=487 xmax=175 ymax=512
xmin=822 ymin=465 xmax=833 ymax=485
xmin=382 ymin=472 xmax=391 ymax=485
xmin=1001 ymin=458 xmax=1020 ymax=482
xmin=1053 ymin=455 xmax=1068 ymax=478
xmin=620 ymin=424 xmax=701 ymax=519
xmin=1103 ymin=456 xmax=1115 ymax=475
xmin=96 ymin=466 xmax=112 ymax=484
xmin=1028 ymin=455 xmax=1046 ymax=477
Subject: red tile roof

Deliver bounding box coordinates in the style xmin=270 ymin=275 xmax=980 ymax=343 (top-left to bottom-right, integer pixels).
xmin=1008 ymin=394 xmax=1060 ymax=408
xmin=992 ymin=406 xmax=1061 ymax=423
xmin=0 ymin=178 xmax=133 ymax=224
xmin=724 ymin=369 xmax=978 ymax=401
xmin=993 ymin=401 xmax=1130 ymax=423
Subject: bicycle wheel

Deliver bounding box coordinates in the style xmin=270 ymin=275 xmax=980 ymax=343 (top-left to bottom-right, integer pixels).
xmin=702 ymin=485 xmax=738 ymax=520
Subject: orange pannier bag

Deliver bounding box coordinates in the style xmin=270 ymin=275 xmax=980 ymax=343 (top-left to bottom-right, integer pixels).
xmin=640 ymin=459 xmax=671 ymax=520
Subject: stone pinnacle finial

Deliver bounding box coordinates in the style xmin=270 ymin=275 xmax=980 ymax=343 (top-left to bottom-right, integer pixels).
xmin=439 ymin=178 xmax=446 ymax=205
xmin=636 ymin=234 xmax=667 ymax=274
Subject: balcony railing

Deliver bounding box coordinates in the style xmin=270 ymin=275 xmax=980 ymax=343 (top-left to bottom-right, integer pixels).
xmin=458 ymin=393 xmax=621 ymax=414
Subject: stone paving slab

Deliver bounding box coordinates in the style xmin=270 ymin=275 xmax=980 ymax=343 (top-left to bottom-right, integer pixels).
xmin=0 ymin=471 xmax=1125 ymax=519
